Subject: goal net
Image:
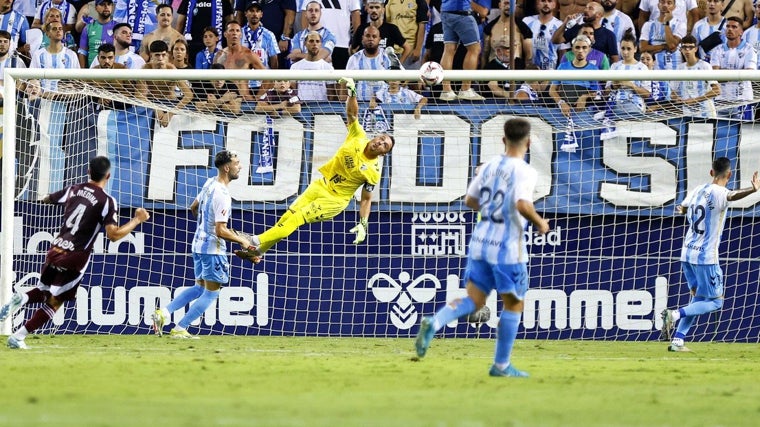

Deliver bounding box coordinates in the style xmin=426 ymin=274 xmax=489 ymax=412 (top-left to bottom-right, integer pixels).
xmin=2 ymin=68 xmax=760 ymax=342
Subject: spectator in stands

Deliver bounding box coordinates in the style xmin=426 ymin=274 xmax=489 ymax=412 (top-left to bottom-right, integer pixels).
xmin=290 ymin=30 xmax=337 ymax=101
xmin=171 ymin=38 xmax=191 ymax=69
xmin=74 ymin=0 xmax=94 ymax=34
xmin=299 ymin=0 xmax=359 ymax=69
xmin=560 ymin=23 xmax=610 ymax=68
xmin=553 ymin=1 xmax=618 ymax=63
xmin=721 ymin=0 xmax=752 ymax=29
xmin=30 ymin=21 xmax=80 ymax=93
xmin=32 ymin=0 xmax=75 ymax=34
xmin=92 ymin=42 xmax=123 ymax=69
xmin=384 ymin=0 xmax=427 ymax=68
xmin=113 ymin=0 xmax=159 ymax=51
xmin=196 ymin=27 xmax=220 ymax=69
xmin=692 ymin=0 xmax=726 ymax=63
xmin=599 ymin=0 xmax=635 ymax=48
xmin=289 ymin=1 xmax=336 ymax=63
xmin=670 ymin=34 xmax=720 ymax=118
xmin=213 ymin=20 xmax=265 ymax=101
xmin=485 ymin=36 xmax=541 ymax=101
xmin=233 ymin=0 xmax=295 ymax=69
xmin=241 ymin=0 xmax=279 ymax=96
xmin=549 ymin=34 xmax=600 ymax=117
xmin=29 ymin=7 xmax=76 ymax=54
xmin=741 ymin=1 xmax=760 ymax=54
xmin=0 ymin=29 xmax=25 ymax=95
xmin=640 ymin=0 xmax=685 ymax=70
xmin=195 ymin=63 xmax=243 ymax=115
xmin=255 ymin=78 xmax=302 ymax=116
xmin=438 ymin=0 xmax=488 ymax=101
xmin=638 ymin=50 xmax=672 ymax=112
xmin=14 ymin=0 xmax=36 ymax=27
xmin=77 ymin=0 xmax=114 ymax=68
xmin=91 ymin=22 xmax=145 ymax=68
xmin=483 ymin=0 xmax=533 ymax=68
xmin=0 ymin=0 xmax=30 ymax=59
xmin=89 ymin=43 xmax=131 ymax=109
xmin=351 ymin=0 xmax=410 ymax=63
xmin=638 ymin=0 xmax=698 ymax=34
xmin=346 ymin=26 xmax=392 ymax=101
xmin=523 ymin=0 xmax=562 ymax=70
xmin=602 ymin=30 xmax=652 ymax=120
xmin=175 ymin=0 xmax=233 ymax=62
xmin=557 ymin=0 xmax=588 ymax=20
xmin=140 ymin=4 xmax=185 ymax=61
xmin=371 ymin=80 xmax=427 ymax=119
xmin=138 ymin=40 xmax=193 ymax=127
xmin=711 ymin=16 xmax=757 ymax=119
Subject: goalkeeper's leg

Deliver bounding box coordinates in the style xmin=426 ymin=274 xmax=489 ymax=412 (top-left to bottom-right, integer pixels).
xmin=257 ymin=187 xmax=349 ymax=254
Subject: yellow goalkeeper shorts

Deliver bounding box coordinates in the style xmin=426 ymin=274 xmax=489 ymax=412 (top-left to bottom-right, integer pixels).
xmin=289 ymin=179 xmax=351 ymax=224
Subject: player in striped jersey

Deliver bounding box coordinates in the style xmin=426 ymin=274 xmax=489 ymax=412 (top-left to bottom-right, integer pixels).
xmin=0 ymin=157 xmax=150 ymax=349
xmin=662 ymin=158 xmax=760 ymax=352
xmin=415 ymin=118 xmax=549 ymax=377
xmin=152 ymin=150 xmax=251 ymax=339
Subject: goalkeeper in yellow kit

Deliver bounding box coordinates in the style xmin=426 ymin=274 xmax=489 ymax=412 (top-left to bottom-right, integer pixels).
xmin=239 ymin=78 xmax=395 ymax=262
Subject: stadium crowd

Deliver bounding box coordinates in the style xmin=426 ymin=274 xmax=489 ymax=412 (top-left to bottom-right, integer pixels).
xmin=0 ymin=0 xmax=757 ymax=117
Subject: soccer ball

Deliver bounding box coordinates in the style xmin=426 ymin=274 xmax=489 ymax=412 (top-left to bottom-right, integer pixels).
xmin=419 ymin=61 xmax=444 ymax=87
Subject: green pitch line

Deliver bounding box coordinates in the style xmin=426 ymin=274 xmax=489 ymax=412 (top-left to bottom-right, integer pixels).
xmin=0 ymin=336 xmax=757 ymax=427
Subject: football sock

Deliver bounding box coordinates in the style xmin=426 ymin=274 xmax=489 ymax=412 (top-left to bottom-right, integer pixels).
xmin=431 ymin=297 xmax=476 ymax=331
xmin=258 ymin=211 xmax=306 ymax=253
xmin=494 ymin=310 xmax=521 ymax=368
xmin=22 ymin=303 xmax=57 ymax=335
xmin=177 ymin=289 xmax=219 ymax=330
xmin=25 ymin=288 xmax=46 ymax=304
xmin=675 ymin=316 xmax=695 ymax=338
xmin=166 ymin=284 xmax=204 ymax=314
xmin=13 ymin=326 xmax=29 ymax=340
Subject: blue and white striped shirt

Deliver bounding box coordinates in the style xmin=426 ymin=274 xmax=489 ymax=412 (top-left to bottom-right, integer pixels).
xmin=191 ymin=177 xmax=231 ymax=255
xmin=680 ymin=183 xmax=730 ymax=265
xmin=467 ymin=155 xmax=537 ymax=265
xmin=345 ymin=48 xmax=391 ymax=101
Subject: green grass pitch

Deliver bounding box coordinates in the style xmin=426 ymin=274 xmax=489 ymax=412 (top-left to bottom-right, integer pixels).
xmin=0 ymin=335 xmax=758 ymax=427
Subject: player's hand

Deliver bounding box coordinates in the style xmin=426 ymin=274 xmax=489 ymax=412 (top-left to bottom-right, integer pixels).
xmin=534 ymin=219 xmax=549 ymax=235
xmin=349 ymin=218 xmax=368 ymax=244
xmin=751 ymin=171 xmax=760 ymax=191
xmin=339 ymin=77 xmax=357 ymax=98
xmin=134 ymin=208 xmax=150 ymax=223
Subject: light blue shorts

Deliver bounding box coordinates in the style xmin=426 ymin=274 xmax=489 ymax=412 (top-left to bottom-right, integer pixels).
xmin=193 ymin=253 xmax=230 ymax=284
xmin=465 ymin=259 xmax=528 ymax=299
xmin=441 ymin=12 xmax=481 ymax=46
xmin=681 ymin=262 xmax=723 ymax=299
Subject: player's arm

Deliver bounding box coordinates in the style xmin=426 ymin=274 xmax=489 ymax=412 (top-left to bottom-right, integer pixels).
xmin=464 ymin=194 xmax=480 ymax=210
xmin=340 ymin=77 xmax=358 ymax=124
xmin=517 ymin=199 xmax=549 ymax=234
xmin=727 ymin=171 xmax=760 ymax=201
xmin=105 ymin=208 xmax=150 ymax=242
xmin=349 ymin=188 xmax=373 ymax=244
xmin=189 ymin=199 xmax=199 ymax=217
xmin=215 ymin=221 xmax=250 ymax=246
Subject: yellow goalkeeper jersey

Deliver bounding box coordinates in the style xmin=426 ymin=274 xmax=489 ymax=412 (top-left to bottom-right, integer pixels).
xmin=318 ymin=120 xmax=381 ymax=200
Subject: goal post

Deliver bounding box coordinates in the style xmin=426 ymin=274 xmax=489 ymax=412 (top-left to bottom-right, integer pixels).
xmin=2 ymin=68 xmax=760 ymax=341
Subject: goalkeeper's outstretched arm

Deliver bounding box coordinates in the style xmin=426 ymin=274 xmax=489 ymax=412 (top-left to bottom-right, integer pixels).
xmin=340 ymin=77 xmax=359 ymax=124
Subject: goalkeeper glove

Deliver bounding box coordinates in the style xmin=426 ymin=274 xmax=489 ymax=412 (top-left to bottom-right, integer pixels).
xmin=349 ymin=217 xmax=368 ymax=244
xmin=339 ymin=77 xmax=357 ymax=98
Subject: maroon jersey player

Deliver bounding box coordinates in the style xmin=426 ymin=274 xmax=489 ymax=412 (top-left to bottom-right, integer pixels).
xmin=0 ymin=156 xmax=150 ymax=350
